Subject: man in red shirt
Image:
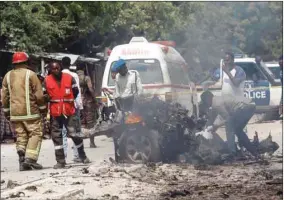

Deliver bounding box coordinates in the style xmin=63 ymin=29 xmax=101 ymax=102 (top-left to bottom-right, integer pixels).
xmin=44 ymin=62 xmax=90 ymax=169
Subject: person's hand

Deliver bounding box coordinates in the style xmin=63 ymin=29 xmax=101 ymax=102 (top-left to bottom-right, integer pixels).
xmin=203 ymin=130 xmax=213 ymax=140
xmin=222 ymin=59 xmax=231 ymax=72
xmin=206 ymin=126 xmax=213 ymax=132
xmin=40 ymin=108 xmax=48 ymax=117
xmin=222 ymin=62 xmax=230 ymax=74
xmin=102 ymin=88 xmax=108 ymax=92
xmin=4 ymin=114 xmax=10 ymax=121
xmin=196 ymin=130 xmax=213 ymax=140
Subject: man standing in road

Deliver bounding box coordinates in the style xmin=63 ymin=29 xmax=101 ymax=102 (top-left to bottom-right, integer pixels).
xmin=61 ymin=57 xmax=83 ymax=162
xmin=77 ymin=63 xmax=98 ymax=148
xmin=220 ymin=51 xmax=247 ymax=154
xmin=44 ymin=62 xmax=90 ymax=169
xmin=1 ymin=52 xmax=46 ymax=171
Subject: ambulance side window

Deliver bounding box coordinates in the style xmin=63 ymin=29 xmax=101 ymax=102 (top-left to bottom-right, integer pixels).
xmin=235 ymin=62 xmax=266 ymax=82
xmin=167 ymin=62 xmax=189 ymax=85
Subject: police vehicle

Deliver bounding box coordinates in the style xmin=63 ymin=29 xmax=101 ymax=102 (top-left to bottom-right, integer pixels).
xmin=265 ymin=62 xmax=281 ymax=82
xmin=198 ymin=54 xmax=282 ymax=114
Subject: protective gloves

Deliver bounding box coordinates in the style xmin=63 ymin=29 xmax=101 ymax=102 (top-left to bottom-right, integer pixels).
xmin=206 ymin=126 xmax=213 ymax=132
xmin=196 ymin=126 xmax=213 ymax=140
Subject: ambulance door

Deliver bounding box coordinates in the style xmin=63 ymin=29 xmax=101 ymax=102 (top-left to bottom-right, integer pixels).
xmin=167 ymin=62 xmax=192 ymax=111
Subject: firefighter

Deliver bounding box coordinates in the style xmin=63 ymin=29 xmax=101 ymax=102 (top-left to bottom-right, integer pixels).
xmin=200 ymin=90 xmax=258 ymax=158
xmin=77 ymin=63 xmax=98 ymax=148
xmin=44 ymin=62 xmax=90 ymax=169
xmin=1 ymin=52 xmax=46 ymax=171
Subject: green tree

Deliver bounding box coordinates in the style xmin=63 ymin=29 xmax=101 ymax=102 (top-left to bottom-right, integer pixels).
xmin=232 ymin=2 xmax=283 ymax=60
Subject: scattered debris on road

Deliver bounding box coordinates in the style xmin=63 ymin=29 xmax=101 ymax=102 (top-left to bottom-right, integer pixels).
xmin=1 ymin=158 xmax=282 ymax=200
xmin=6 ymin=180 xmax=19 ymax=189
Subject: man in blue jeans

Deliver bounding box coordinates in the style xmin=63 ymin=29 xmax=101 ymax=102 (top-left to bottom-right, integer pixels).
xmin=61 ymin=57 xmax=83 ymax=162
xmin=200 ymin=90 xmax=258 ymax=157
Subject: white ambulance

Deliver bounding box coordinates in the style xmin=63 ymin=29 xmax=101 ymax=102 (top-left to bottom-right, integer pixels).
xmin=101 ymin=37 xmax=198 ymax=116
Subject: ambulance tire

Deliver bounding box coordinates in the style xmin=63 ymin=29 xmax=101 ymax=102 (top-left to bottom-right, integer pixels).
xmin=118 ymin=129 xmax=161 ymax=164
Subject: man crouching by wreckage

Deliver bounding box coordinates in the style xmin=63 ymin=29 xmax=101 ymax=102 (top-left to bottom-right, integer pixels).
xmin=199 ymin=90 xmax=259 ymax=159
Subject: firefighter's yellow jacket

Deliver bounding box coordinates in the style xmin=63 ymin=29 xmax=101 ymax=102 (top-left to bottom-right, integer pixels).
xmin=1 ymin=65 xmax=46 ymax=121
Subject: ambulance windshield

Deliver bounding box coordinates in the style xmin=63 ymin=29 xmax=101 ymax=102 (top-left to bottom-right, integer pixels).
xmin=108 ymin=59 xmax=163 ymax=86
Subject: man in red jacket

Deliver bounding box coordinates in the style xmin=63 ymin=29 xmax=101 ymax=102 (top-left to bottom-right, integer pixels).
xmin=44 ymin=62 xmax=90 ymax=169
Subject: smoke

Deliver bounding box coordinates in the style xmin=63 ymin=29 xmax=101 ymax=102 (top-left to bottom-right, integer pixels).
xmin=172 ymin=2 xmax=283 ymax=82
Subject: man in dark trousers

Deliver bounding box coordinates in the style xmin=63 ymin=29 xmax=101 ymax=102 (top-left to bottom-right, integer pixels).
xmin=200 ymin=90 xmax=258 ymax=158
xmin=44 ymin=62 xmax=90 ymax=169
xmin=77 ymin=63 xmax=98 ymax=148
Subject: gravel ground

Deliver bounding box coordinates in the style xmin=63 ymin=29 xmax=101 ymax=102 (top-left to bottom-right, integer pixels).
xmin=1 ymin=120 xmax=282 ymax=200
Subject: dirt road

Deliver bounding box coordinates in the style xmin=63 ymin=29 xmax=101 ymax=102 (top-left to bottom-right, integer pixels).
xmin=1 ymin=120 xmax=282 ymax=199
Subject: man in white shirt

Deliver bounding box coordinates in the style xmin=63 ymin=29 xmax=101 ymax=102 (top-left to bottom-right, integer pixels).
xmin=61 ymin=57 xmax=83 ymax=162
xmin=112 ymin=59 xmax=143 ymax=100
xmin=221 ymin=51 xmax=246 ymax=99
xmin=220 ymin=52 xmax=248 ymax=155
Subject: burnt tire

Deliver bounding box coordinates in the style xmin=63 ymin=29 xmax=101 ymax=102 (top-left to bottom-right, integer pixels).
xmin=118 ymin=129 xmax=161 ymax=164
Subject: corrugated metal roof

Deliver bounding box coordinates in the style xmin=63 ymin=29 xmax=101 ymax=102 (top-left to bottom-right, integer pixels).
xmin=0 ymin=49 xmax=101 ymax=65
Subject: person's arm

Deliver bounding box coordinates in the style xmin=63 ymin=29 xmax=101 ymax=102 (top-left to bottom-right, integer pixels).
xmin=211 ymin=105 xmax=230 ymax=131
xmin=223 ymin=65 xmax=246 ymax=87
xmin=42 ymin=79 xmax=51 ymax=103
xmin=135 ymin=72 xmax=143 ymax=95
xmin=114 ymin=75 xmax=120 ymax=99
xmin=30 ymin=73 xmax=47 ymax=114
xmin=205 ymin=107 xmax=218 ymax=127
xmin=74 ymin=74 xmax=83 ymax=110
xmin=71 ymin=77 xmax=79 ymax=99
xmin=1 ymin=75 xmax=10 ymax=118
xmin=86 ymin=76 xmax=97 ymax=101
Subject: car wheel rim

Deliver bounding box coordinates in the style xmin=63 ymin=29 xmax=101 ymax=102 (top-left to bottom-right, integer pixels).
xmin=126 ymin=134 xmax=151 ymax=163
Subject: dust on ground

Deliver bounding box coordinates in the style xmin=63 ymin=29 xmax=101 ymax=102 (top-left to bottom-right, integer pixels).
xmin=1 ymin=158 xmax=282 ymax=200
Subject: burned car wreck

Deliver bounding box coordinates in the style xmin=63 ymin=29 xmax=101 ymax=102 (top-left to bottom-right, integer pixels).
xmin=91 ymin=95 xmax=279 ymax=165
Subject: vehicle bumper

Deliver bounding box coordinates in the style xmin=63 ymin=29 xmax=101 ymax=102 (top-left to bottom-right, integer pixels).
xmin=255 ymin=105 xmax=279 ymax=114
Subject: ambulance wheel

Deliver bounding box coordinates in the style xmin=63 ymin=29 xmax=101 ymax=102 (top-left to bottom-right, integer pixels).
xmin=119 ymin=129 xmax=161 ymax=164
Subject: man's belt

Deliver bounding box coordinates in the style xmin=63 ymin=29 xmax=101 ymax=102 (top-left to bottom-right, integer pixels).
xmin=50 ymin=99 xmax=74 ymax=103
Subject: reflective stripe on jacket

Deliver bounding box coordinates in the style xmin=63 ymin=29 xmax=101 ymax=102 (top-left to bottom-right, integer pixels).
xmin=45 ymin=73 xmax=75 ymax=117
xmin=1 ymin=66 xmax=46 ymax=121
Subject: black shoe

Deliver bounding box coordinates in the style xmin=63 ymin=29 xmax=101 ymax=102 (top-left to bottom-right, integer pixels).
xmin=73 ymin=158 xmax=82 ymax=163
xmin=19 ymin=162 xmax=32 ymax=171
xmin=53 ymin=162 xmax=66 ymax=169
xmin=82 ymin=157 xmax=91 ymax=164
xmin=23 ymin=158 xmax=43 ymax=170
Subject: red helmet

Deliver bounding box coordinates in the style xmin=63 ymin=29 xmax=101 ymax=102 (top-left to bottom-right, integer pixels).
xmin=12 ymin=52 xmax=29 ymax=64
